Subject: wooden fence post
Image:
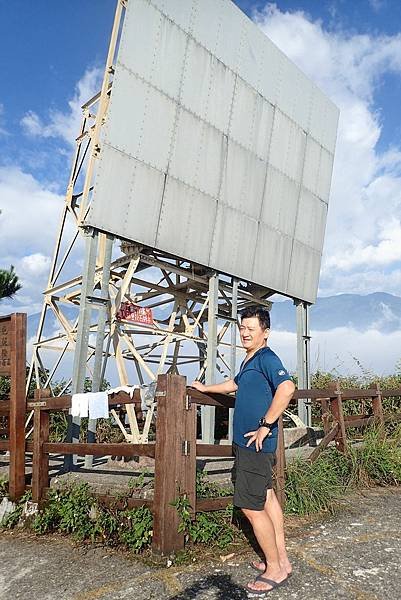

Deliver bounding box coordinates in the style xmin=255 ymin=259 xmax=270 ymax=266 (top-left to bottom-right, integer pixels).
xmin=32 ymin=390 xmax=50 ymax=504
xmin=8 ymin=313 xmax=27 ymax=501
xmin=274 ymin=415 xmax=286 ymax=508
xmin=372 ymin=383 xmax=384 ymax=428
xmin=152 ymin=374 xmax=196 ymax=554
xmin=319 ymin=398 xmax=331 ymax=436
xmin=331 ymin=383 xmax=347 ymax=454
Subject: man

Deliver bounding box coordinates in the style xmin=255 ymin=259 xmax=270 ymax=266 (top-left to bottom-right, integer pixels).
xmin=192 ymin=306 xmax=295 ymax=594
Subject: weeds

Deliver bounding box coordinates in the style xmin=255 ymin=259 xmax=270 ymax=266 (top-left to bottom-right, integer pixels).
xmin=31 ymin=482 xmax=153 ymax=551
xmin=195 ymin=471 xmax=232 ymax=498
xmin=285 ymin=450 xmax=351 ymax=515
xmin=173 ymin=495 xmax=236 ymax=550
xmin=119 ymin=506 xmax=153 ymax=552
xmin=1 ymin=490 xmax=32 ymax=528
xmin=348 ymin=425 xmax=401 ymax=487
xmin=0 ymin=477 xmax=7 ymax=501
xmin=285 ymin=425 xmax=401 ymax=515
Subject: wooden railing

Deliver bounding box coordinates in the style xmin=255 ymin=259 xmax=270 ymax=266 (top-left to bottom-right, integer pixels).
xmin=2 ymin=371 xmax=401 ymax=554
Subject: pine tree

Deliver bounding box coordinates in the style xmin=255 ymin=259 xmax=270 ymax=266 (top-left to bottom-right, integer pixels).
xmin=0 ymin=265 xmax=22 ymax=301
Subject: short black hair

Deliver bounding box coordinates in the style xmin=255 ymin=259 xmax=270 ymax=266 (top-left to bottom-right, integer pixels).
xmin=240 ymin=306 xmax=270 ymax=330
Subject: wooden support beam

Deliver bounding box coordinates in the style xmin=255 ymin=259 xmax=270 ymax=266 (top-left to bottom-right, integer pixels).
xmin=196 ymin=497 xmax=233 ymax=511
xmin=196 ymin=444 xmax=233 ymax=457
xmin=43 ymin=442 xmax=155 ymax=457
xmin=309 ymin=423 xmax=339 ymax=463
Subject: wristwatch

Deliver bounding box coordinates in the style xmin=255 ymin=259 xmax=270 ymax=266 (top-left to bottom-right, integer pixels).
xmin=258 ymin=417 xmax=273 ymax=429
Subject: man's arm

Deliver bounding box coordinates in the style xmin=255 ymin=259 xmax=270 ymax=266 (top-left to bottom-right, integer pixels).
xmin=263 ymin=379 xmax=295 ymax=423
xmin=191 ymin=379 xmax=238 ymax=394
xmin=244 ymin=379 xmax=295 ymax=451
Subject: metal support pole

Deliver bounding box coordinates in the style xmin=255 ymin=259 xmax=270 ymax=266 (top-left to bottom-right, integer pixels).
xmin=295 ymin=300 xmax=311 ymax=427
xmin=228 ymin=278 xmax=238 ymax=443
xmin=201 ymin=273 xmax=219 ymax=443
xmin=85 ymin=233 xmax=114 ymax=468
xmin=64 ymin=228 xmax=99 ymax=470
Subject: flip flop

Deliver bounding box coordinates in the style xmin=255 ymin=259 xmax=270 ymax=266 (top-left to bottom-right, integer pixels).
xmin=246 ymin=575 xmax=288 ymax=595
xmin=250 ymin=561 xmax=293 ymax=578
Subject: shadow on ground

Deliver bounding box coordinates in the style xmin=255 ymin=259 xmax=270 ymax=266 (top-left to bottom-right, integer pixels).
xmin=169 ymin=574 xmax=248 ymax=600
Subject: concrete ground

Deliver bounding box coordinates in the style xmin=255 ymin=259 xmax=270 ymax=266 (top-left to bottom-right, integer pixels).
xmin=1 ymin=487 xmax=400 ymax=600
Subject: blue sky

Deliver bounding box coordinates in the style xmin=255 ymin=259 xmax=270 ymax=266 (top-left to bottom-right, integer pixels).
xmin=1 ymin=0 xmax=401 ymax=373
xmin=2 ymin=0 xmax=401 ymax=163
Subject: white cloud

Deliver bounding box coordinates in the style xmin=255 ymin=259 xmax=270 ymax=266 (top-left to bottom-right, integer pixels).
xmin=0 ymin=167 xmax=65 ymax=314
xmin=271 ymin=327 xmax=401 ymax=375
xmin=20 ymin=66 xmax=103 ymax=146
xmin=20 ymin=253 xmax=51 ymax=275
xmin=254 ymin=5 xmax=401 ymax=294
xmin=0 ymin=166 xmax=62 ymax=258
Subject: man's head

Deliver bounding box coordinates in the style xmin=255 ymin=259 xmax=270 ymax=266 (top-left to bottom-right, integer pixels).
xmin=239 ymin=306 xmax=270 ymax=353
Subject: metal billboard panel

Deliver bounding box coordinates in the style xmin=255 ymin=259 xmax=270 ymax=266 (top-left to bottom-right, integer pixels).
xmin=85 ymin=0 xmax=339 ymax=302
xmin=252 ymin=225 xmax=293 ymax=292
xmin=261 ymin=167 xmax=299 ymax=237
xmin=287 ymin=243 xmax=322 ymax=301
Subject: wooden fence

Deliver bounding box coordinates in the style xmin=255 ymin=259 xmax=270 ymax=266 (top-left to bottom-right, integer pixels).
xmin=1 ymin=342 xmax=401 ymax=553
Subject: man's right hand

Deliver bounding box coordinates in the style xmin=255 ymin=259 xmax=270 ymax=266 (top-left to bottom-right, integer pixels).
xmin=191 ymin=380 xmax=206 ymax=392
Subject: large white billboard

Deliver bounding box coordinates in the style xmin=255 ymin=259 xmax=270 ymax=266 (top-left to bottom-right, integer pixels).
xmin=85 ymin=0 xmax=339 ymax=303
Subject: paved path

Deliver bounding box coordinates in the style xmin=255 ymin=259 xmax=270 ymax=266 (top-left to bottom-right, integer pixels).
xmin=1 ymin=487 xmax=400 ymax=599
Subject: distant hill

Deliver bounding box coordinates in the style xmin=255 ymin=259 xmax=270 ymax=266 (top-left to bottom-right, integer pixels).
xmin=271 ymin=292 xmax=401 ymax=333
xmin=26 ymin=292 xmax=401 ymax=342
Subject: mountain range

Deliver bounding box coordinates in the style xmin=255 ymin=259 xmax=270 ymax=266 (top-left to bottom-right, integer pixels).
xmin=26 ymin=292 xmax=401 ymax=340
xmin=271 ymin=292 xmax=401 ymax=333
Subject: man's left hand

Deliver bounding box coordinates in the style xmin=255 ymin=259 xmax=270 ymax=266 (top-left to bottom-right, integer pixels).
xmin=244 ymin=427 xmax=271 ymax=452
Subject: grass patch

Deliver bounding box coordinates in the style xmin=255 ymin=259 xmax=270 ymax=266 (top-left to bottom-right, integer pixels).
xmin=348 ymin=425 xmax=401 ymax=487
xmin=285 ymin=449 xmax=351 ymax=515
xmin=285 ymin=425 xmax=401 ymax=515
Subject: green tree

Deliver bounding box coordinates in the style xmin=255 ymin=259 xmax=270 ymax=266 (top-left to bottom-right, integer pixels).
xmin=0 ymin=265 xmax=21 ymax=301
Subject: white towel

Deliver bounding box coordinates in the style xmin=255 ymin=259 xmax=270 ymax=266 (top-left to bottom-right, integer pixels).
xmin=88 ymin=391 xmax=109 ymax=420
xmin=107 ymin=385 xmax=136 ymax=398
xmin=71 ymin=393 xmax=89 ymax=417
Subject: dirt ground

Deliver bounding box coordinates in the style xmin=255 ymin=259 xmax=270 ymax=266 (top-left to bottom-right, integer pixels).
xmin=1 ymin=486 xmax=400 ymax=599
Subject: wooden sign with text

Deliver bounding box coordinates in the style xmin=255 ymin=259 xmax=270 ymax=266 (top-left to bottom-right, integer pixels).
xmin=0 ymin=319 xmax=11 ymax=374
xmin=0 ymin=313 xmax=27 ymax=500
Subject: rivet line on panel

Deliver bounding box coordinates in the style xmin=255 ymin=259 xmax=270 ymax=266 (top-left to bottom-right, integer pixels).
xmin=116 ymin=61 xmax=290 ymax=166
xmin=136 ymin=2 xmax=330 ymax=152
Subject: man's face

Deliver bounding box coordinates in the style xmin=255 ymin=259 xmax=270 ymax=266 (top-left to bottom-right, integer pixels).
xmin=239 ymin=316 xmax=269 ymax=352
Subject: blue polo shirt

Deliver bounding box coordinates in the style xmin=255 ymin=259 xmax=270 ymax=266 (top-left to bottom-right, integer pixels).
xmin=233 ymin=347 xmax=292 ymax=453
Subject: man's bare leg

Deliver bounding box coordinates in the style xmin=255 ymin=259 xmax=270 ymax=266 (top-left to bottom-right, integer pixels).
xmin=252 ymin=489 xmax=292 ymax=575
xmin=242 ymin=506 xmax=287 ymax=592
